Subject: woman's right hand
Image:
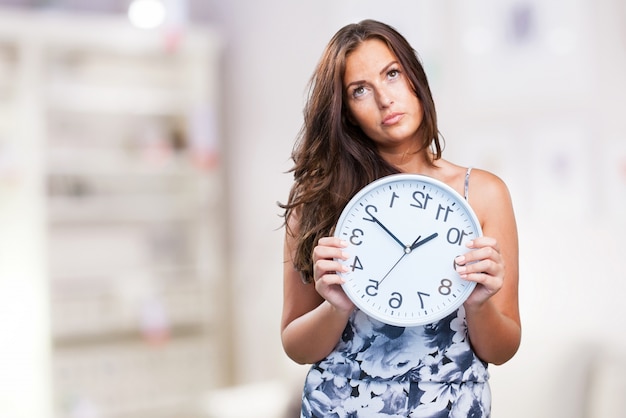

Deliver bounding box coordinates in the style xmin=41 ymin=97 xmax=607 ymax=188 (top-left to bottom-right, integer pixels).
xmin=312 ymin=237 xmax=355 ymax=314
xmin=281 ymin=234 xmax=356 ymax=364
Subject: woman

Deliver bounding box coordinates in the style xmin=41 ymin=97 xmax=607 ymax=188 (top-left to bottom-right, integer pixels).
xmin=280 ymin=19 xmax=520 ymax=417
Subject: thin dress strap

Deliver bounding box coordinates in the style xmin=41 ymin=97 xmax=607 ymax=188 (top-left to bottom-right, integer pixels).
xmin=464 ymin=167 xmax=472 ymax=201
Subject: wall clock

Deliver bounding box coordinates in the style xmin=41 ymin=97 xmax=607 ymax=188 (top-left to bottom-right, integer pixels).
xmin=334 ymin=173 xmax=482 ymax=327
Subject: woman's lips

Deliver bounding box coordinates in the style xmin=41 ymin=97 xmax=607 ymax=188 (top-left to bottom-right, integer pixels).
xmin=382 ymin=112 xmax=404 ymax=126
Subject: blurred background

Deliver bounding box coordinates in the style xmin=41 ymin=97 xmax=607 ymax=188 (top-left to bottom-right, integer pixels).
xmin=0 ymin=0 xmax=625 ymax=417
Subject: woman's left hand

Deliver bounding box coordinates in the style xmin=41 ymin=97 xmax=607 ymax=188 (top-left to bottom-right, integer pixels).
xmin=454 ymin=236 xmax=505 ymax=307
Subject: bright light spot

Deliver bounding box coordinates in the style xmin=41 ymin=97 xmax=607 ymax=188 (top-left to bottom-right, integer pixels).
xmin=128 ymin=0 xmax=166 ymax=29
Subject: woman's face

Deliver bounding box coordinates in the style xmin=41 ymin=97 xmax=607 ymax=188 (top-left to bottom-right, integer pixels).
xmin=343 ymin=39 xmax=424 ymax=155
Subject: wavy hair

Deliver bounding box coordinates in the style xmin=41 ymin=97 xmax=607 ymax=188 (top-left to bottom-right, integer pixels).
xmin=280 ymin=19 xmax=442 ymax=283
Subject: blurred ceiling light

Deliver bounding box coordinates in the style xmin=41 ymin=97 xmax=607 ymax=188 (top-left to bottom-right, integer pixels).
xmin=128 ymin=0 xmax=167 ymax=29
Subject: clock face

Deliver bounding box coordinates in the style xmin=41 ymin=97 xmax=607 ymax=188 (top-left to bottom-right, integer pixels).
xmin=334 ymin=173 xmax=482 ymax=327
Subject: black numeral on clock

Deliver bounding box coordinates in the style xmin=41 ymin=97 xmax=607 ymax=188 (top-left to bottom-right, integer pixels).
xmin=447 ymin=227 xmax=469 ymax=246
xmin=389 ymin=191 xmax=400 ymax=208
xmin=436 ymin=204 xmax=453 ymax=222
xmin=349 ymin=256 xmax=363 ymax=272
xmin=389 ymin=292 xmax=403 ymax=309
xmin=349 ymin=228 xmax=364 ymax=245
xmin=363 ymin=205 xmax=378 ymax=222
xmin=417 ymin=291 xmax=430 ymax=309
xmin=411 ymin=191 xmax=432 ymax=210
xmin=438 ymin=279 xmax=453 ymax=296
xmin=365 ymin=279 xmax=379 ymax=296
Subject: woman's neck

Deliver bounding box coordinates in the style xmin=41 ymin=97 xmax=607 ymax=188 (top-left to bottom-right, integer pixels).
xmin=381 ymin=148 xmax=434 ymax=174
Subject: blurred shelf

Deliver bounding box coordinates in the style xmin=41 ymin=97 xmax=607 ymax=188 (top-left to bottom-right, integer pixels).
xmin=53 ymin=335 xmax=220 ymax=418
xmin=50 ymin=278 xmax=218 ymax=342
xmin=0 ymin=10 xmax=226 ymax=418
xmin=47 ymin=195 xmax=204 ymax=223
xmin=45 ymin=82 xmax=193 ymax=115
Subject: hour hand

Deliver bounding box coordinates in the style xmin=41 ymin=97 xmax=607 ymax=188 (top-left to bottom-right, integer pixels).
xmin=371 ymin=216 xmax=406 ymax=248
xmin=409 ymin=232 xmax=438 ymax=251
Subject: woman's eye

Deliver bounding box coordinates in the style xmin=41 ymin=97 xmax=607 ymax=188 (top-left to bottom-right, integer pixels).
xmin=387 ymin=69 xmax=400 ymax=79
xmin=352 ymin=86 xmax=366 ymax=98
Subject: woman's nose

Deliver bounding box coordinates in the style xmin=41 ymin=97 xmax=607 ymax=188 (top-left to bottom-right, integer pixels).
xmin=377 ymin=89 xmax=393 ymax=108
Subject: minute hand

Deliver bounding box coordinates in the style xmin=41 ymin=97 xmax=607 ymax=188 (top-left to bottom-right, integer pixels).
xmin=371 ymin=216 xmax=407 ymax=248
xmin=409 ymin=232 xmax=439 ymax=251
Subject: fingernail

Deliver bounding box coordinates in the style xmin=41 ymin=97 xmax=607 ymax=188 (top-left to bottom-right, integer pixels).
xmin=455 ymin=255 xmax=465 ymax=264
xmin=466 ymin=240 xmax=474 ymax=248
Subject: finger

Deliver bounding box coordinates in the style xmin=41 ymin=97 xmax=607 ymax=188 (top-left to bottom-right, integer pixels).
xmin=315 ymin=272 xmax=348 ymax=298
xmin=312 ymin=243 xmax=349 ymax=264
xmin=315 ymin=272 xmax=347 ymax=287
xmin=456 ymin=246 xmax=500 ymax=266
xmin=314 ymin=259 xmax=349 ymax=280
xmin=456 ymin=258 xmax=498 ymax=276
xmin=467 ymin=236 xmax=500 ymax=252
xmin=462 ymin=271 xmax=504 ymax=295
xmin=318 ymin=236 xmax=348 ymax=248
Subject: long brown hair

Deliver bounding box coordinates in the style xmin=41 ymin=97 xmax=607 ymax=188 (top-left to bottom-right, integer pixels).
xmin=281 ymin=19 xmax=442 ymax=283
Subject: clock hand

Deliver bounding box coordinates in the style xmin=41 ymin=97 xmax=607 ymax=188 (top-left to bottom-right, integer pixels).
xmin=370 ymin=215 xmax=407 ymax=249
xmin=378 ymin=252 xmax=408 ymax=285
xmin=378 ymin=235 xmax=421 ymax=285
xmin=409 ymin=232 xmax=438 ymax=251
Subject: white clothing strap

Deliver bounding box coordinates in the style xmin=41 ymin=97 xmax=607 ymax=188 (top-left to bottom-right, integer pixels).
xmin=464 ymin=167 xmax=472 ymax=201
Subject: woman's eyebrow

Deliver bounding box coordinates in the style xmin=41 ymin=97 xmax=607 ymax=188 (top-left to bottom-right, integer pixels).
xmin=379 ymin=60 xmax=399 ymax=76
xmin=345 ymin=60 xmax=399 ymax=90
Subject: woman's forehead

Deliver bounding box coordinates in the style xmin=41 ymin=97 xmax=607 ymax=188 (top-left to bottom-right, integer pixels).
xmin=343 ymin=39 xmax=397 ymax=83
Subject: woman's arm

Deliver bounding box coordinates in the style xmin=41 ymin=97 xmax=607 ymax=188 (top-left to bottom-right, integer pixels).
xmin=457 ymin=170 xmax=521 ymax=365
xmin=280 ymin=218 xmax=355 ymax=364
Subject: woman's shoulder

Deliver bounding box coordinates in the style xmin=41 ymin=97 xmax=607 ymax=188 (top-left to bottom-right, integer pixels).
xmin=431 ymin=160 xmax=507 ymax=196
xmin=464 ymin=167 xmax=515 ymax=230
xmin=433 ymin=160 xmax=512 ymax=219
xmin=423 ymin=159 xmax=513 ymax=208
xmin=466 ymin=167 xmax=511 ymax=201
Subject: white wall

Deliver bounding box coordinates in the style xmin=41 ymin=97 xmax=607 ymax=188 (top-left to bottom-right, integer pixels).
xmin=206 ymin=0 xmax=337 ymax=384
xmin=0 ymin=28 xmax=50 ymax=417
xmin=211 ymin=0 xmax=626 ymax=417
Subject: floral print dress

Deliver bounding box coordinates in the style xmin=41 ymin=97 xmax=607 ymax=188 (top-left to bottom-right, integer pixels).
xmin=300 ymin=307 xmax=490 ymax=417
